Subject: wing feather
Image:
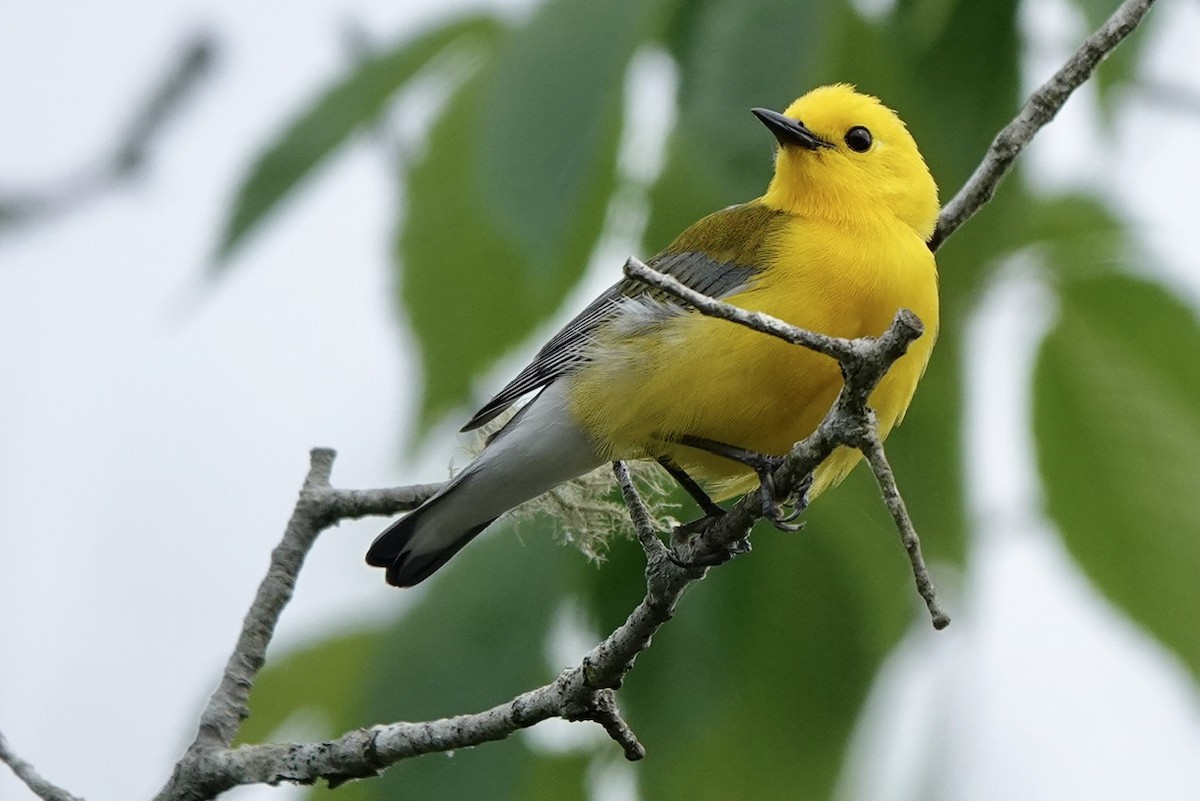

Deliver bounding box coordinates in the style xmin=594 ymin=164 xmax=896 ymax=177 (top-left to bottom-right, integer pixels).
xmin=460 ymin=202 xmax=784 ymax=432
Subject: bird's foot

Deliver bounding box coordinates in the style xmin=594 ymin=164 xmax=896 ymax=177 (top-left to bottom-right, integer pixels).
xmin=667 ymin=510 xmax=750 ymax=569
xmin=673 ymin=435 xmax=812 ymax=532
xmin=670 ymin=510 xmax=725 ymax=545
xmin=739 ymin=452 xmax=799 ymax=531
xmin=761 ymin=471 xmax=813 ymax=533
xmin=668 ymin=521 xmax=751 ymax=570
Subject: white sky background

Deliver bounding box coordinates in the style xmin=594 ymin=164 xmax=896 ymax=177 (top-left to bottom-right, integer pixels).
xmin=1 ymin=1 xmax=1199 ymax=800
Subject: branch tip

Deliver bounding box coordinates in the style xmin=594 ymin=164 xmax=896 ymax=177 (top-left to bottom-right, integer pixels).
xmin=859 ymin=433 xmax=949 ymax=630
xmin=892 ymin=308 xmax=924 ymax=339
xmin=575 ymin=690 xmax=645 ymax=761
xmin=305 ymin=448 xmax=337 ymax=489
xmin=0 ymin=730 xmax=84 ymax=801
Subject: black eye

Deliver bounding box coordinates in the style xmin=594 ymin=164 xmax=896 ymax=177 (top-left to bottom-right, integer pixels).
xmin=845 ymin=126 xmax=872 ymax=153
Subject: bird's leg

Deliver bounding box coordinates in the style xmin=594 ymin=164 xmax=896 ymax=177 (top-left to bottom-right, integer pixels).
xmin=676 ymin=434 xmax=811 ymax=532
xmin=657 ymin=456 xmax=725 ymax=518
xmin=653 ymin=456 xmax=754 ymax=567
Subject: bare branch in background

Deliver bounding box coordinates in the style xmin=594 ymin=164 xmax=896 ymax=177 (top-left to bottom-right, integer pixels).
xmin=0 ymin=31 xmax=216 ymax=233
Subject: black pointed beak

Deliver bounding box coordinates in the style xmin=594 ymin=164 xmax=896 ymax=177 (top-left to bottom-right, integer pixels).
xmin=752 ymin=108 xmax=832 ymax=150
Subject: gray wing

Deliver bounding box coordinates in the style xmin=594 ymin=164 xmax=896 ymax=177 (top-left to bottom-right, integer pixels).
xmin=460 ymin=250 xmax=758 ymax=432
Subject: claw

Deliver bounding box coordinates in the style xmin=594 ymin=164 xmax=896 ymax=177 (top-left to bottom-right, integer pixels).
xmin=772 ymin=473 xmax=813 ymax=527
xmin=742 ymin=454 xmax=807 ymax=532
xmin=767 ymin=516 xmax=805 ymax=533
xmin=779 ymin=505 xmax=806 ymax=523
xmin=796 ymin=472 xmax=815 ymax=499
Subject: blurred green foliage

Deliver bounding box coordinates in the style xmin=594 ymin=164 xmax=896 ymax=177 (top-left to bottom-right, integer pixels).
xmin=1036 ymin=274 xmax=1200 ymax=675
xmin=219 ymin=0 xmax=1189 ymax=798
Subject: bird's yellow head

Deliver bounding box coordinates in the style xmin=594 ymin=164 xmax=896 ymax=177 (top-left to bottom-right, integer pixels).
xmin=756 ymin=84 xmax=938 ymax=241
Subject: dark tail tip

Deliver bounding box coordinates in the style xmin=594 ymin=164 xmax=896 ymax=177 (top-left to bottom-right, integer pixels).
xmin=367 ymin=516 xmax=497 ymax=588
xmin=365 ymin=515 xmax=414 ymax=568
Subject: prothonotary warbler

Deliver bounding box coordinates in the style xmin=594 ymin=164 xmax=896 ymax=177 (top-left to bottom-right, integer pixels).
xmin=367 ymin=84 xmax=939 ymax=587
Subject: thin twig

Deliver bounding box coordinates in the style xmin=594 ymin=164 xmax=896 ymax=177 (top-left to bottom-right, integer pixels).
xmin=623 ymin=257 xmax=857 ymax=361
xmin=574 ymin=690 xmax=646 ymax=761
xmin=323 ymin=482 xmax=445 ymax=518
xmin=929 ymin=0 xmax=1157 ymax=250
xmin=612 ymin=461 xmax=670 ymax=563
xmin=857 ymin=423 xmax=951 ymax=629
xmin=157 ymin=449 xmax=435 ymax=800
xmin=0 ymin=731 xmax=84 ymax=801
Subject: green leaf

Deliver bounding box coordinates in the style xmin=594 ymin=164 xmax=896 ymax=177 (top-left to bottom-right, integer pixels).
xmin=889 ymin=0 xmax=962 ymax=51
xmin=515 ymin=753 xmax=592 ymax=801
xmin=898 ymin=0 xmax=1021 ymax=190
xmin=1035 ymin=272 xmax=1200 ymax=676
xmin=883 ymin=326 xmax=967 ymax=564
xmin=816 ymin=0 xmax=1024 ymax=242
xmin=398 ymin=71 xmax=622 ymax=432
xmin=641 ymin=131 xmax=739 ymax=256
xmin=213 ymin=14 xmax=502 ymax=266
xmin=399 ymin=72 xmax=568 ymax=431
xmin=397 ymin=0 xmax=685 ymax=432
xmin=645 ymin=0 xmax=839 ymax=252
xmin=477 ymin=0 xmax=668 ymax=270
xmin=1026 ymin=192 xmax=1127 ymax=279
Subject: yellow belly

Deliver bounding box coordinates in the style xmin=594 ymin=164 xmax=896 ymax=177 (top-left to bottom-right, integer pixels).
xmin=569 ymin=219 xmax=938 ymax=500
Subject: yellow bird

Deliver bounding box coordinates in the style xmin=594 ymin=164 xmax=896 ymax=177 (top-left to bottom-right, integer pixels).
xmin=368 ymin=84 xmax=939 ymax=587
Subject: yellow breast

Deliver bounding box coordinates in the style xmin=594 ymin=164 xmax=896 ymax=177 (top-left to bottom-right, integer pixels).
xmin=568 ymin=214 xmax=938 ymax=500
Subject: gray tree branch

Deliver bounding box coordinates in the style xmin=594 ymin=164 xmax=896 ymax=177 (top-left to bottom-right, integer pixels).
xmin=154 ymin=455 xmax=443 ymax=800
xmin=624 ymin=258 xmax=862 ymax=362
xmin=0 ymin=32 xmax=216 ymax=234
xmin=928 ymin=0 xmax=1156 ymax=251
xmin=0 ymin=731 xmax=83 ymax=801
